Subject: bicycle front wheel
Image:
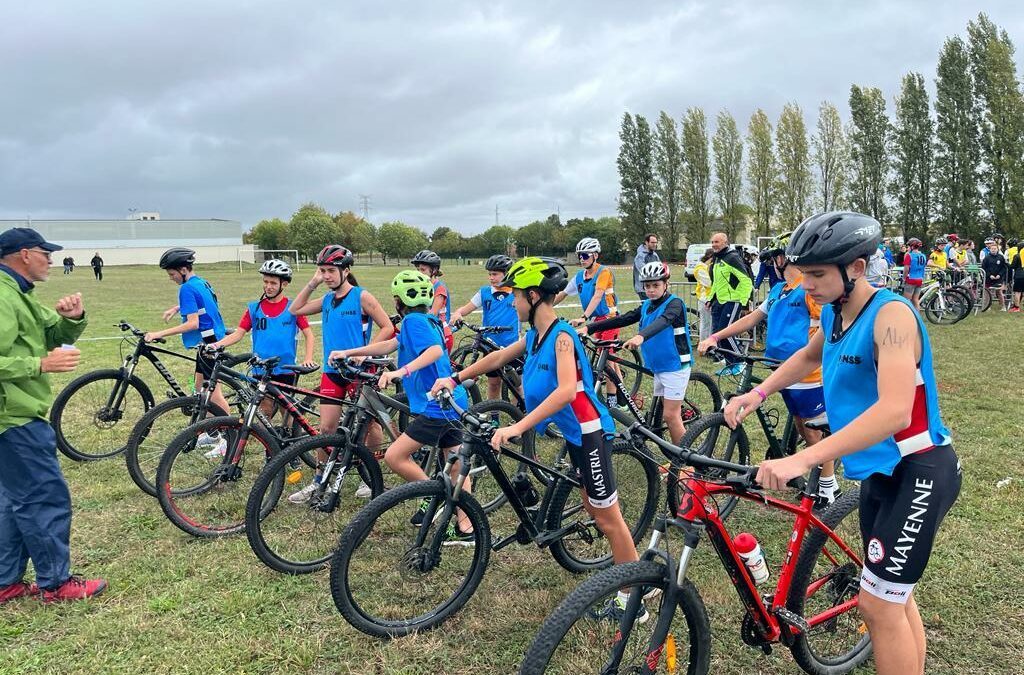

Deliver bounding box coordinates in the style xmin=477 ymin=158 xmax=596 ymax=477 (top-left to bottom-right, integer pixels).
xmin=330 ymin=480 xmax=491 ymax=638
xmin=246 ymin=434 xmax=384 ymax=574
xmin=787 ymin=487 xmax=872 ymax=674
xmin=520 ymin=560 xmax=711 ymax=675
xmin=51 ymin=369 xmax=154 ymax=461
xmin=156 ymin=416 xmax=282 ymax=537
xmin=680 ymin=370 xmax=723 ymax=423
xmin=125 ymin=395 xmax=228 ymax=497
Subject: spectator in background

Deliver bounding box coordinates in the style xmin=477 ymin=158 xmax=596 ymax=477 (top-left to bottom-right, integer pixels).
xmin=866 ymin=244 xmax=890 ymax=288
xmin=90 ymin=252 xmax=103 ymax=281
xmin=982 ymin=239 xmax=1009 ymax=310
xmin=61 ymin=257 xmax=71 ymax=275
xmin=632 ymin=233 xmax=660 ymax=300
xmin=708 ymin=232 xmax=753 ymax=375
xmin=881 ymin=238 xmax=895 ymax=267
xmin=902 ymin=238 xmax=927 ymax=310
xmin=943 ymin=233 xmax=959 ymax=260
xmin=963 ymin=240 xmax=977 ymax=264
xmin=0 ymin=227 xmax=107 ymax=604
xmin=753 ymin=246 xmax=783 ymax=291
xmin=694 ymin=248 xmax=714 ymax=342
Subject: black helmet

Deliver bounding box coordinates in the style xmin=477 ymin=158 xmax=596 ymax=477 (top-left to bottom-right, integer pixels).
xmin=485 ymin=254 xmax=513 ymax=273
xmin=785 ymin=211 xmax=882 ymax=267
xmin=316 ymin=244 xmax=353 ymax=268
xmin=410 ymin=250 xmax=442 ymax=268
xmin=1008 ymin=237 xmax=1019 ymax=247
xmin=159 ymin=247 xmax=196 ymax=269
xmin=992 ymin=232 xmax=1005 ymax=240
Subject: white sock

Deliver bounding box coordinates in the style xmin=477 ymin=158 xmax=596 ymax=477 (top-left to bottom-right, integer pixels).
xmin=818 ymin=475 xmax=837 ymax=497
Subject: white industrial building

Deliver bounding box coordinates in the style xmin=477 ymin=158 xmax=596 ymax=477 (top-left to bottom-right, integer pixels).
xmin=0 ymin=213 xmax=254 ymax=266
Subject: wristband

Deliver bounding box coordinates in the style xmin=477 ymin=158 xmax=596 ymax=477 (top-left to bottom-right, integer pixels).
xmin=403 ymin=365 xmax=411 ymax=377
xmin=709 ymin=333 xmax=720 ymax=342
xmin=450 ymin=373 xmax=460 ymax=387
xmin=753 ymin=386 xmax=767 ymax=403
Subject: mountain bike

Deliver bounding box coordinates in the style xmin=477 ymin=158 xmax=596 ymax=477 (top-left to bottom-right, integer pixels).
xmin=520 ymin=422 xmax=867 ymax=675
xmin=51 ymin=321 xmax=245 ymax=461
xmin=919 ymin=271 xmax=973 ymax=324
xmin=244 ymin=357 xmax=503 ymax=575
xmin=154 ymin=356 xmax=370 ymax=538
xmin=449 ymin=321 xmax=524 ymax=407
xmin=329 ymin=389 xmax=660 ymax=638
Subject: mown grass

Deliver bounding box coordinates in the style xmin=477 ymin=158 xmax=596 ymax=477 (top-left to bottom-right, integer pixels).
xmin=1 ymin=262 xmax=1021 ymax=674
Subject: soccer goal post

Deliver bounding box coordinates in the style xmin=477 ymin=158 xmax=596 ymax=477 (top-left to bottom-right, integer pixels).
xmin=239 ymin=249 xmax=300 ymax=273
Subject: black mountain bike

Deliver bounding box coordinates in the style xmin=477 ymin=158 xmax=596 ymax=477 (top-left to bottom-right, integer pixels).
xmin=51 ymin=321 xmax=244 ymax=461
xmin=450 ymin=321 xmax=525 ymax=407
xmin=329 ymin=389 xmax=660 ymax=638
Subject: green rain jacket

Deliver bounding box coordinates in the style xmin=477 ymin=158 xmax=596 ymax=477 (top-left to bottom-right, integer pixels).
xmin=0 ymin=268 xmax=87 ymax=433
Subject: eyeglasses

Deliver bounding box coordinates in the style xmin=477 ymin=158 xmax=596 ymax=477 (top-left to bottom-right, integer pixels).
xmin=578 ymin=253 xmax=593 ymax=260
xmin=28 ymin=248 xmax=52 ymax=261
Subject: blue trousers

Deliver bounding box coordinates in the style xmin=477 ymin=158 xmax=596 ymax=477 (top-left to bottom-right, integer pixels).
xmin=0 ymin=420 xmax=71 ymax=589
xmin=710 ymin=300 xmax=743 ymax=364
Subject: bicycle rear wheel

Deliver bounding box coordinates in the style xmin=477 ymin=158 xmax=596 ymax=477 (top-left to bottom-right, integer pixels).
xmin=519 ymin=561 xmax=711 ymax=675
xmin=246 ymin=434 xmax=384 ymax=574
xmin=546 ymin=439 xmax=660 ymax=573
xmin=330 ymin=480 xmax=491 ymax=638
xmin=680 ymin=370 xmax=722 ymax=423
xmin=667 ymin=412 xmax=750 ymax=520
xmin=787 ymin=488 xmax=872 ymax=674
xmin=156 ymin=416 xmax=282 ymax=537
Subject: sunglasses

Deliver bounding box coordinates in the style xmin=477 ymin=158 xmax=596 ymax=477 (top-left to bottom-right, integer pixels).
xmin=578 ymin=253 xmax=593 ymax=260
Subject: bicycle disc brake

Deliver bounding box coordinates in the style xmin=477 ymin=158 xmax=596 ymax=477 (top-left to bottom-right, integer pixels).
xmin=398 ymin=546 xmax=441 ymax=578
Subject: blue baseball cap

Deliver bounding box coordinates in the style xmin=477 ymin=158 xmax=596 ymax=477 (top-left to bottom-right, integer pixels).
xmin=0 ymin=227 xmax=63 ymax=257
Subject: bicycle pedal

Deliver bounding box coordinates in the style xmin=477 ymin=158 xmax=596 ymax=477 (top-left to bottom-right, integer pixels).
xmin=774 ymin=607 xmax=810 ymax=634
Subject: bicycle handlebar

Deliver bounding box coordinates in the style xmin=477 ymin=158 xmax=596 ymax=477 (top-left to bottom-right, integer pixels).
xmin=628 ymin=422 xmax=759 ymax=490
xmin=433 ymin=389 xmax=496 ymax=438
xmin=453 ymin=321 xmax=514 ymax=335
xmin=116 ymin=321 xmax=166 ymax=343
xmin=330 ymin=356 xmax=393 ymax=381
xmin=706 ymin=346 xmax=782 ymax=368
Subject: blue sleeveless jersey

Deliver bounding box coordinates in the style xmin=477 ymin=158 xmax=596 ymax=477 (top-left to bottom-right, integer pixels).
xmin=763 ymin=283 xmax=816 ymax=363
xmin=248 ymin=299 xmax=299 ymax=375
xmin=433 ymin=280 xmax=451 ymax=323
xmin=820 ymin=289 xmax=951 ymax=480
xmin=906 ymin=251 xmax=926 ymax=281
xmin=397 ymin=312 xmax=467 ymax=420
xmin=523 ymin=320 xmax=615 ymax=445
xmin=574 ymin=265 xmax=615 ymax=316
xmin=322 ymin=287 xmax=372 ymax=374
xmin=177 ymin=275 xmax=226 ymax=348
xmin=639 ymin=294 xmax=691 ymax=373
xmin=480 ymin=285 xmax=519 ymax=347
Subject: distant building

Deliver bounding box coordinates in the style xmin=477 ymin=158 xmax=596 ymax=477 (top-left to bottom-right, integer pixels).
xmin=1 ymin=214 xmax=254 ymax=266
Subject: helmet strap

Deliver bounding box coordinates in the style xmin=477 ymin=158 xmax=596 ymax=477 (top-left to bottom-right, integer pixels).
xmin=831 ymin=264 xmax=855 ymax=312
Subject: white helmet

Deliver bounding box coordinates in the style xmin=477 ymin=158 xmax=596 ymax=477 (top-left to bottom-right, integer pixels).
xmin=259 ymin=259 xmax=293 ymax=281
xmin=576 ymin=237 xmax=601 ymax=255
xmin=638 ymin=261 xmax=670 ymax=283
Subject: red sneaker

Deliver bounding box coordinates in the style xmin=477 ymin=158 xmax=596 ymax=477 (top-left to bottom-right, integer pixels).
xmin=41 ymin=576 xmax=107 ymax=603
xmin=1010 ymin=306 xmax=1020 ymax=313
xmin=0 ymin=580 xmax=37 ymax=604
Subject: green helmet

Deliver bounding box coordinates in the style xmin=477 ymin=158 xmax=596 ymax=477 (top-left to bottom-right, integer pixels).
xmin=500 ymin=256 xmax=568 ymax=294
xmin=391 ymin=270 xmax=433 ymax=307
xmin=758 ymin=232 xmax=792 ymax=263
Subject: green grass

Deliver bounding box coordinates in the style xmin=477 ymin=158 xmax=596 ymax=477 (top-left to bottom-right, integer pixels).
xmin=2 ymin=262 xmax=1022 ymax=674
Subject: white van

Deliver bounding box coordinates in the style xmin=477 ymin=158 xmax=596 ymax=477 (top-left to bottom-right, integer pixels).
xmin=684 ymin=243 xmax=712 ymax=280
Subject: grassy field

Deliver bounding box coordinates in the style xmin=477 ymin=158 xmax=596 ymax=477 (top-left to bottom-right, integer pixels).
xmin=2 ymin=261 xmax=1022 ymax=674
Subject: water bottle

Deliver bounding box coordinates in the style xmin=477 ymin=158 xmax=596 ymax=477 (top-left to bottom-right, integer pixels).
xmin=734 ymin=532 xmax=770 ymax=584
xmin=511 ymin=472 xmax=539 ymax=508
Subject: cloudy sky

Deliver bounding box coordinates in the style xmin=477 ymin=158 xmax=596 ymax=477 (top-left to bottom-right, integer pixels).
xmin=2 ymin=1 xmax=1022 ymax=234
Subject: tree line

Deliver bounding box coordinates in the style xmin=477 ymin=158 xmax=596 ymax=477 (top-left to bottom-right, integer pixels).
xmin=617 ymin=12 xmax=1024 ymax=246
xmin=244 ymin=204 xmax=636 ymax=264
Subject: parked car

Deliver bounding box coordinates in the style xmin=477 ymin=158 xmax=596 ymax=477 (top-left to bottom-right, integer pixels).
xmin=684 ymin=243 xmax=712 ymax=280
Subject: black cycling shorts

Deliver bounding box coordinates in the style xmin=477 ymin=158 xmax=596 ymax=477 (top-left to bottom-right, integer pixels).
xmin=194 ymin=338 xmax=220 ymax=379
xmin=565 ymin=435 xmax=619 ymax=509
xmin=859 ymin=444 xmax=961 ymax=604
xmin=405 ymin=414 xmax=463 ymax=450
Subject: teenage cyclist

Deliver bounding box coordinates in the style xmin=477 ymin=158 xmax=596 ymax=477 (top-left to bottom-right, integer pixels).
xmin=724 ymin=211 xmax=960 ymax=675
xmin=901 ymin=238 xmax=927 ymax=310
xmin=210 ymin=260 xmax=316 ymax=456
xmin=698 ymin=234 xmax=838 ymax=505
xmin=583 ymin=261 xmax=692 ymax=446
xmin=287 ymin=245 xmax=394 ymax=503
xmin=555 ymin=237 xmax=623 ymax=409
xmin=330 ymin=270 xmax=474 ymax=543
xmin=145 ymin=248 xmax=230 ymax=424
xmin=410 ymin=250 xmax=454 ymax=350
xmin=433 ymin=257 xmax=644 ymax=620
xmin=927 ymin=238 xmax=947 ymax=271
xmin=449 ymin=254 xmax=521 ymax=402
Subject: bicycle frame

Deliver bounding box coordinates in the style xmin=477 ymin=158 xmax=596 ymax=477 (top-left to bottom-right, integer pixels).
xmin=456 ymin=326 xmax=526 ymax=407
xmin=726 ymin=361 xmax=800 ymax=460
xmin=664 ymin=471 xmax=862 ymax=643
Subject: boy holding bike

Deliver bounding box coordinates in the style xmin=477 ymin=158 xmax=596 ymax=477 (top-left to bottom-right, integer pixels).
xmin=433 ymin=257 xmax=643 ymax=621
xmin=449 ymin=254 xmax=520 ymax=402
xmin=329 ymin=270 xmax=473 ymax=543
xmin=582 ymin=261 xmax=692 ymax=445
xmin=698 ymin=232 xmax=839 ymax=505
xmin=725 ymin=211 xmax=960 ymax=675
